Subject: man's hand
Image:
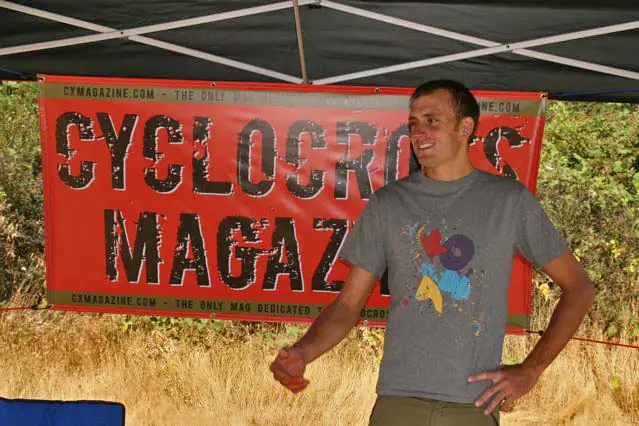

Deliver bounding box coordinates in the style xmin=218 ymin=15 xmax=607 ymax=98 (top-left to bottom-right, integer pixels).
xmin=468 ymin=250 xmax=595 ymax=415
xmin=468 ymin=363 xmax=542 ymax=415
xmin=268 ymin=266 xmax=378 ymax=394
xmin=270 ymin=346 xmax=310 ymax=394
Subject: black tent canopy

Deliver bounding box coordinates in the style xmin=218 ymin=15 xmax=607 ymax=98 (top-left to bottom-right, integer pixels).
xmin=1 ymin=0 xmax=639 ymax=102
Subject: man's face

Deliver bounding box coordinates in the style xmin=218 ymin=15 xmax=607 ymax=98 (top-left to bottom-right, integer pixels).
xmin=409 ymin=90 xmax=471 ymax=170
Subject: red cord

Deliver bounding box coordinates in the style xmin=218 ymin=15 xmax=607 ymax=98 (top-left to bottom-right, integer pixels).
xmin=526 ymin=329 xmax=639 ymax=350
xmin=569 ymin=336 xmax=639 ymax=350
xmin=0 ymin=311 xmax=636 ymax=349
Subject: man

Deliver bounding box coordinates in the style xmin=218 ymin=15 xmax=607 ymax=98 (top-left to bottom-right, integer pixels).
xmin=270 ymin=80 xmax=595 ymax=425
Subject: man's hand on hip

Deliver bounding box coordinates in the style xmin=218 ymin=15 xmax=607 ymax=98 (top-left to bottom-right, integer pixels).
xmin=468 ymin=363 xmax=542 ymax=414
xmin=270 ymin=346 xmax=310 ymax=393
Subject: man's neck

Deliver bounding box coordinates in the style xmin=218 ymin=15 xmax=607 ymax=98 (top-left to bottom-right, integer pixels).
xmin=422 ymin=161 xmax=474 ymax=182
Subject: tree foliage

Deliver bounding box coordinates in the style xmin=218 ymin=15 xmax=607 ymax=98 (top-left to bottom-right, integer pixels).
xmin=535 ymin=101 xmax=639 ymax=335
xmin=0 ymin=82 xmax=43 ymax=302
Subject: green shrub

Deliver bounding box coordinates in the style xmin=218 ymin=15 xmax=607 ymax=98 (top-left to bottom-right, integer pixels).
xmin=534 ymin=101 xmax=639 ymax=332
xmin=0 ymin=82 xmax=43 ymax=302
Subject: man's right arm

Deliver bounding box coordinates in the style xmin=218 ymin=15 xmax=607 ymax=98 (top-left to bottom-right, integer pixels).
xmin=269 ymin=265 xmax=378 ymax=392
xmin=293 ymin=265 xmax=378 ymax=363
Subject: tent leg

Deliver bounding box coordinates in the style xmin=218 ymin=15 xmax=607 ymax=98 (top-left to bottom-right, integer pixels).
xmin=293 ymin=0 xmax=309 ymax=84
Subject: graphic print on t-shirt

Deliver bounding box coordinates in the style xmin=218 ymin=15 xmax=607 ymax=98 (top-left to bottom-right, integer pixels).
xmin=402 ymin=223 xmax=477 ymax=317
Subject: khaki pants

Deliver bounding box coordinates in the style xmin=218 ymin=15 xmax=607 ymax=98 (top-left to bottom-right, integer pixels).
xmin=369 ymin=395 xmax=500 ymax=426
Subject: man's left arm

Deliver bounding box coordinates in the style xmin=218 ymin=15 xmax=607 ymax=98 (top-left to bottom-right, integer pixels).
xmin=469 ymin=249 xmax=596 ymax=415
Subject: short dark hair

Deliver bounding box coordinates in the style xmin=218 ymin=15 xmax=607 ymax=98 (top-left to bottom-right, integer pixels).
xmin=410 ymin=80 xmax=480 ymax=138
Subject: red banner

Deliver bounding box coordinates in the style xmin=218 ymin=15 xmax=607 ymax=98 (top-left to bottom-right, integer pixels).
xmin=39 ymin=75 xmax=546 ymax=332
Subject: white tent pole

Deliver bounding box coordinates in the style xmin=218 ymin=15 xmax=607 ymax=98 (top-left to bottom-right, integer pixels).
xmin=0 ymin=0 xmax=311 ymax=83
xmin=315 ymin=35 xmax=639 ymax=85
xmin=0 ymin=0 xmax=116 ymax=33
xmin=2 ymin=0 xmax=638 ymax=85
xmin=514 ymin=50 xmax=639 ymax=82
xmin=315 ymin=47 xmax=510 ymax=85
xmin=320 ymin=0 xmax=498 ymax=47
xmin=497 ymin=21 xmax=639 ymax=51
xmin=0 ymin=1 xmax=308 ymax=35
xmin=318 ymin=0 xmax=639 ymax=84
xmin=321 ymin=1 xmax=639 ymax=50
xmin=129 ymin=38 xmax=304 ymax=83
xmin=0 ymin=0 xmax=316 ymax=56
xmin=292 ymin=0 xmax=310 ymax=84
xmin=0 ymin=33 xmax=142 ymax=56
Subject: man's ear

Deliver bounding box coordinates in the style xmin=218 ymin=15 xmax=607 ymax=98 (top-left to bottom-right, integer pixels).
xmin=461 ymin=117 xmax=474 ymax=135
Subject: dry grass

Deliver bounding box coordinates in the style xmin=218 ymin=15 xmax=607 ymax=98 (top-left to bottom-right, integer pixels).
xmin=502 ymin=331 xmax=638 ymax=425
xmin=500 ymin=303 xmax=639 ymax=426
xmin=0 ymin=304 xmax=637 ymax=425
xmin=0 ymin=309 xmax=379 ymax=426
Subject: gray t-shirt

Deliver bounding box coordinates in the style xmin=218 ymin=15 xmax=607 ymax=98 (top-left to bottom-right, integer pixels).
xmin=339 ymin=168 xmax=567 ymax=403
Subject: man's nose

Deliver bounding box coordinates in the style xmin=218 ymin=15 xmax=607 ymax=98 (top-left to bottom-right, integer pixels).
xmin=411 ymin=126 xmax=428 ymax=136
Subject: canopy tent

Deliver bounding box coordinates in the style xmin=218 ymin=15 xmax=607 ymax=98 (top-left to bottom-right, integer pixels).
xmin=1 ymin=0 xmax=639 ymax=102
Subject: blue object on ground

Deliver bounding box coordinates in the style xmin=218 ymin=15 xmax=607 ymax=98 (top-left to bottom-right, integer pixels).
xmin=0 ymin=397 xmax=125 ymax=425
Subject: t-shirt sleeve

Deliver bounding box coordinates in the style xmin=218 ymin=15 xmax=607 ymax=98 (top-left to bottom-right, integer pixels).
xmin=338 ymin=194 xmax=388 ymax=277
xmin=514 ymin=186 xmax=568 ymax=269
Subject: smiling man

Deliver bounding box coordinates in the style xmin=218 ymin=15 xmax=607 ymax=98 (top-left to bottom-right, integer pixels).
xmin=270 ymin=80 xmax=596 ymax=425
